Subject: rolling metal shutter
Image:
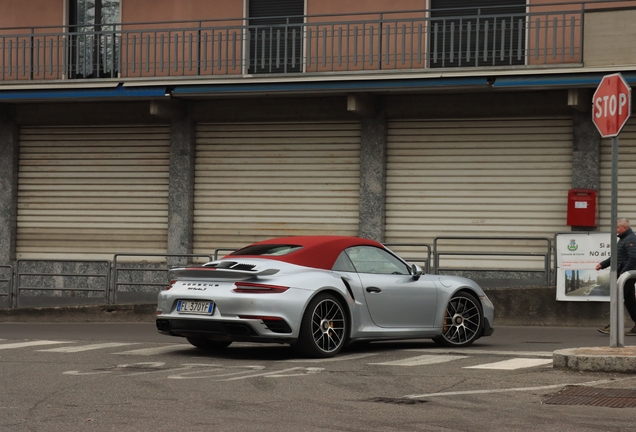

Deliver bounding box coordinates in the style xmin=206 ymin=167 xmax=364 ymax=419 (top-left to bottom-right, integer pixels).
xmin=386 ymin=118 xmax=573 ymax=269
xmin=17 ymin=126 xmax=170 ymax=260
xmin=599 ymin=119 xmax=636 ymax=230
xmin=194 ymin=121 xmax=360 ymax=253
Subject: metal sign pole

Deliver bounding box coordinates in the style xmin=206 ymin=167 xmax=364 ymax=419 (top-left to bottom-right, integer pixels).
xmin=609 ymin=136 xmax=625 ymax=348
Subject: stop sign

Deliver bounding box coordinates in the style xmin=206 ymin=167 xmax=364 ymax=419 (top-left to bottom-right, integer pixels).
xmin=593 ymin=73 xmax=632 ymax=138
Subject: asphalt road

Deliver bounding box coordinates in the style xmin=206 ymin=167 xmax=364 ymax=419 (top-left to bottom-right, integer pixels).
xmin=1 ymin=323 xmax=635 ymax=432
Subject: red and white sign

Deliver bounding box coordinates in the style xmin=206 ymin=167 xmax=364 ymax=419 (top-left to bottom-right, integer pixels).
xmin=592 ymin=73 xmax=632 ymax=138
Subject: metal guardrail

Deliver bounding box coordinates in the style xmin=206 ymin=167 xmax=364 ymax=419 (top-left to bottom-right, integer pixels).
xmin=0 ymin=2 xmax=589 ymax=81
xmin=433 ymin=236 xmax=552 ymax=285
xmin=214 ymin=248 xmax=238 ymax=260
xmin=15 ymin=259 xmax=110 ymax=308
xmin=111 ymin=253 xmax=213 ymax=304
xmin=384 ymin=243 xmax=431 ymax=274
xmin=2 ymin=238 xmax=556 ymax=308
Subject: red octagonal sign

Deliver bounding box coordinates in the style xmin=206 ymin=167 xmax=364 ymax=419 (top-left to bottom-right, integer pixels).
xmin=593 ymin=73 xmax=632 ymax=138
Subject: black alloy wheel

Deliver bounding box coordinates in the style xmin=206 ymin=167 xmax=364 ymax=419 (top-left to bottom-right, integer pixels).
xmin=433 ymin=291 xmax=483 ymax=347
xmin=293 ymin=293 xmax=348 ymax=358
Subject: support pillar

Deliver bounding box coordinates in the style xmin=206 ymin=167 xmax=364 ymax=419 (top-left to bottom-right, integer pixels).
xmin=0 ymin=107 xmax=18 ymax=265
xmin=152 ymin=100 xmax=195 ymax=259
xmin=357 ymin=99 xmax=387 ymax=242
xmin=571 ymin=107 xmax=601 ymax=231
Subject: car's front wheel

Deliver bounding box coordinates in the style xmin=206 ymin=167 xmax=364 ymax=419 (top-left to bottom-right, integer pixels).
xmin=293 ymin=293 xmax=347 ymax=358
xmin=433 ymin=291 xmax=483 ymax=347
xmin=186 ymin=337 xmax=232 ymax=351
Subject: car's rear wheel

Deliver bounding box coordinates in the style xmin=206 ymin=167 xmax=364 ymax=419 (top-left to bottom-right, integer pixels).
xmin=432 ymin=291 xmax=483 ymax=347
xmin=186 ymin=337 xmax=232 ymax=351
xmin=293 ymin=293 xmax=347 ymax=358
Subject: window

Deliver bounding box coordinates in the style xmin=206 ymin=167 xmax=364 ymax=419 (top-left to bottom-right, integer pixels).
xmin=230 ymin=244 xmax=303 ymax=256
xmin=69 ymin=0 xmax=120 ymax=78
xmin=248 ymin=0 xmax=304 ymax=74
xmin=429 ymin=0 xmax=526 ymax=68
xmin=341 ymin=246 xmax=410 ymax=275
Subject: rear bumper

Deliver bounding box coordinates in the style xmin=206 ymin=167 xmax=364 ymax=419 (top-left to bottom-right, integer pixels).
xmin=156 ymin=318 xmax=296 ymax=344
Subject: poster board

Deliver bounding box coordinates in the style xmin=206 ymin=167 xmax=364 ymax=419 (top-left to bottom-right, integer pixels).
xmin=555 ymin=232 xmax=612 ymax=302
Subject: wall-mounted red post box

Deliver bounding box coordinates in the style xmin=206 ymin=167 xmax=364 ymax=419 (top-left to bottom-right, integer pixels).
xmin=567 ymin=189 xmax=597 ymax=227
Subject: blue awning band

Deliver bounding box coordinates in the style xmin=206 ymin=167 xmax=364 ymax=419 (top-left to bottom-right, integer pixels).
xmin=0 ymin=84 xmax=168 ymax=101
xmin=172 ymin=77 xmax=489 ymax=95
xmin=493 ymin=72 xmax=636 ymax=88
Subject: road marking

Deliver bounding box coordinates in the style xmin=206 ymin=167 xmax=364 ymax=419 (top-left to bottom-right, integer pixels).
xmin=0 ymin=340 xmax=73 ymax=350
xmin=38 ymin=342 xmax=139 ymax=353
xmin=369 ymin=354 xmax=468 ymax=367
xmin=115 ymin=345 xmax=190 ymax=356
xmin=280 ymin=353 xmax=378 ymax=363
xmin=464 ymin=358 xmax=553 ymax=370
xmin=406 ymin=348 xmax=554 ymax=357
xmin=404 ymin=377 xmax=636 ymax=399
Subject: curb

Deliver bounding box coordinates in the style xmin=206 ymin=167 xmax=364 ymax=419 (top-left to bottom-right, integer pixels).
xmin=553 ymin=346 xmax=636 ymax=373
xmin=0 ymin=304 xmax=156 ymax=323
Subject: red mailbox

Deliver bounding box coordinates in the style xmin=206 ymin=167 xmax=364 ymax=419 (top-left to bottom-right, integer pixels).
xmin=567 ymin=189 xmax=597 ymax=227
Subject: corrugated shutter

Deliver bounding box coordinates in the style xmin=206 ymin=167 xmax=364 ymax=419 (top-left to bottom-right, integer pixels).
xmin=386 ymin=118 xmax=573 ymax=269
xmin=194 ymin=121 xmax=360 ymax=253
xmin=249 ymin=0 xmax=304 ymax=20
xmin=599 ymin=119 xmax=636 ymax=230
xmin=17 ymin=126 xmax=170 ymax=260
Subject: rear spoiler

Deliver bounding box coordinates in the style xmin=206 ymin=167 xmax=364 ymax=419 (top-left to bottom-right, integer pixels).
xmin=169 ymin=266 xmax=280 ymax=280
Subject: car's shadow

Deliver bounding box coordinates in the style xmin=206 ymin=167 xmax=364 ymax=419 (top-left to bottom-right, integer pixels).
xmin=168 ymin=338 xmax=490 ymax=361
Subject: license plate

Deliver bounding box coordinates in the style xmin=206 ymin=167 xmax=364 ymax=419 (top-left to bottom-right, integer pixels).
xmin=177 ymin=300 xmax=215 ymax=315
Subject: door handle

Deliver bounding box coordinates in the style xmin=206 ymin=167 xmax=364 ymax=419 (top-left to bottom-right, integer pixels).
xmin=366 ymin=286 xmax=382 ymax=293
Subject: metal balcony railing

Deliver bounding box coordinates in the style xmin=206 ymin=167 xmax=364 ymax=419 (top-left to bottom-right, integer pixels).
xmin=0 ymin=2 xmax=590 ymax=82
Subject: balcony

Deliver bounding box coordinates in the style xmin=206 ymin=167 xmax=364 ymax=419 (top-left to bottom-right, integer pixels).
xmin=0 ymin=2 xmax=634 ymax=87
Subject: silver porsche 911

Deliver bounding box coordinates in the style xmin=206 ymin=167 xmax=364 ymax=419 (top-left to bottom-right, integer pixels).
xmin=156 ymin=236 xmax=494 ymax=358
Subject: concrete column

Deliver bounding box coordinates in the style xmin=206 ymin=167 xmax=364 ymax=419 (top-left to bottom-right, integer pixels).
xmin=571 ymin=109 xmax=601 ymax=231
xmin=166 ymin=107 xmax=195 ymax=257
xmin=0 ymin=108 xmax=19 ymax=264
xmin=358 ymin=105 xmax=387 ymax=242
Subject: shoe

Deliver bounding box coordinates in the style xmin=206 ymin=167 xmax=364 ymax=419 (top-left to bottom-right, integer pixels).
xmin=626 ymin=326 xmax=636 ymax=336
xmin=598 ymin=324 xmax=610 ymax=335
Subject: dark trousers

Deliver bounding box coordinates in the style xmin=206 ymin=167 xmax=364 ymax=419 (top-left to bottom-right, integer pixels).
xmin=625 ymin=278 xmax=636 ymax=323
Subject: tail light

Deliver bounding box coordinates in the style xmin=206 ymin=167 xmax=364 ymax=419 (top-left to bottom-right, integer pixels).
xmin=233 ymin=282 xmax=289 ymax=294
xmin=165 ymin=280 xmax=177 ymax=291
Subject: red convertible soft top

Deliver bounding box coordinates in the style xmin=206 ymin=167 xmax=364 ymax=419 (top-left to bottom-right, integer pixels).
xmin=225 ymin=236 xmax=384 ymax=270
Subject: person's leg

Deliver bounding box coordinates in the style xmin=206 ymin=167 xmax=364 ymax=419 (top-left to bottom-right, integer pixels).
xmin=623 ymin=278 xmax=636 ymax=326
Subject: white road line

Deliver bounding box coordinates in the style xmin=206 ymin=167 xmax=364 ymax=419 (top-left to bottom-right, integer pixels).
xmin=406 ymin=348 xmax=554 ymax=357
xmin=463 ymin=358 xmax=553 ymax=370
xmin=38 ymin=342 xmax=139 ymax=353
xmin=0 ymin=340 xmax=73 ymax=350
xmin=369 ymin=354 xmax=468 ymax=367
xmin=404 ymin=377 xmax=636 ymax=399
xmin=115 ymin=345 xmax=190 ymax=356
xmin=280 ymin=353 xmax=378 ymax=363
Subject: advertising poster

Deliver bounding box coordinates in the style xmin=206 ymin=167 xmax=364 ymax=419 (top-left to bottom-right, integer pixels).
xmin=556 ymin=232 xmax=612 ymax=301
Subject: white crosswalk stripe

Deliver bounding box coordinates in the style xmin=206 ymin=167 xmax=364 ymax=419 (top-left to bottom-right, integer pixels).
xmin=1 ymin=340 xmax=556 ymax=371
xmin=464 ymin=358 xmax=553 ymax=370
xmin=0 ymin=340 xmax=73 ymax=350
xmin=369 ymin=354 xmax=468 ymax=366
xmin=115 ymin=345 xmax=190 ymax=356
xmin=38 ymin=342 xmax=139 ymax=353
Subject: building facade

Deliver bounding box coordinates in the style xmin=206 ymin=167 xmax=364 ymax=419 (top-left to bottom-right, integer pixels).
xmin=2 ymin=0 xmax=636 ymax=304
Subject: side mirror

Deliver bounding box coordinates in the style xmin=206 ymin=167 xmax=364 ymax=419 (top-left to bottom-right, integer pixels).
xmin=411 ymin=264 xmax=423 ymax=280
